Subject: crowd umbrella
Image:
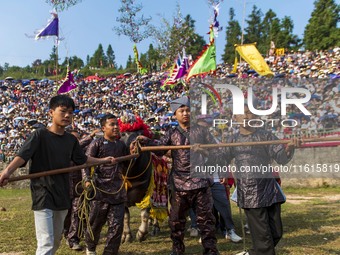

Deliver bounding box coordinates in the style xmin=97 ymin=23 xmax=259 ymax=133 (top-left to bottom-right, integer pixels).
xmin=27 ymin=119 xmax=38 ymax=125
xmin=146 ymin=117 xmax=156 ymax=123
xmin=289 ymin=113 xmax=311 ymax=121
xmin=319 ymin=114 xmax=338 ymax=122
xmin=95 ymin=113 xmax=106 ymax=119
xmin=144 ymin=88 xmax=152 ymax=94
xmin=169 ymin=121 xmax=179 ymax=126
xmin=155 ymin=106 xmax=165 ymax=113
xmin=143 ymin=82 xmax=152 ymax=88
xmin=82 ymin=109 xmax=94 ymax=115
xmin=32 ymin=123 xmax=45 ymax=129
xmin=14 ymin=116 xmax=27 ymax=122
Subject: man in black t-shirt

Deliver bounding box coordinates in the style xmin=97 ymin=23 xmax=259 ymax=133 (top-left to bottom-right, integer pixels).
xmin=0 ymin=95 xmax=116 ymax=255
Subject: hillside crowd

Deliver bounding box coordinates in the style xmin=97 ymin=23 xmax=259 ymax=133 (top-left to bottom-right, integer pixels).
xmin=0 ymin=47 xmax=339 ymax=162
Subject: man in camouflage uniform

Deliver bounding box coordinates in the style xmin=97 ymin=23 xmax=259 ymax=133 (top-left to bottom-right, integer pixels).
xmin=63 ymin=128 xmax=100 ymax=250
xmin=134 ymin=96 xmax=220 ymax=255
xmin=227 ymin=105 xmax=298 ymax=255
xmin=82 ymin=114 xmax=129 ymax=255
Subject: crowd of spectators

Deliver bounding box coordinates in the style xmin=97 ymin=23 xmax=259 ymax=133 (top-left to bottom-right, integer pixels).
xmin=0 ymin=47 xmax=339 ymax=162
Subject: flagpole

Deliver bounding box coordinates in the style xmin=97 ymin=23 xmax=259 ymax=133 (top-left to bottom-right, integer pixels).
xmin=55 ymin=38 xmax=58 ymax=84
xmin=241 ymin=0 xmax=246 ymax=46
xmin=240 ymin=0 xmax=246 ymax=64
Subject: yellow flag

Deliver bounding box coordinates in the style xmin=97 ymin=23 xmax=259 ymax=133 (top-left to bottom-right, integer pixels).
xmin=133 ymin=44 xmax=148 ymax=74
xmin=231 ymin=56 xmax=238 ymax=73
xmin=235 ymin=43 xmax=273 ymax=76
xmin=275 ymin=48 xmax=285 ymax=56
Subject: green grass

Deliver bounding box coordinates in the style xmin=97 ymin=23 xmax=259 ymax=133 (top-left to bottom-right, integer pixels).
xmin=0 ymin=187 xmax=339 ymax=255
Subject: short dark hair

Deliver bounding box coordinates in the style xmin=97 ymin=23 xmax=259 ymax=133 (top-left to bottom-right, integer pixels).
xmin=49 ymin=95 xmax=75 ymax=110
xmin=100 ymin=114 xmax=117 ymax=127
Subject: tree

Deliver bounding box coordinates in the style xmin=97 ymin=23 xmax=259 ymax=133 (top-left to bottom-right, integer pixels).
xmin=125 ymin=55 xmax=134 ymax=69
xmin=304 ymin=0 xmax=340 ymax=50
xmin=244 ymin=5 xmax=263 ymax=45
xmin=260 ymin=9 xmax=280 ymax=54
xmin=146 ymin=44 xmax=161 ymax=72
xmin=62 ymin=56 xmax=84 ymax=70
xmin=46 ymin=0 xmax=82 ymax=12
xmin=276 ymin=16 xmax=301 ymax=50
xmin=114 ymin=0 xmax=152 ymax=43
xmin=184 ymin=15 xmax=206 ymax=60
xmin=106 ymin=44 xmax=116 ymax=69
xmin=89 ymin=44 xmax=107 ymax=68
xmin=32 ymin=59 xmax=42 ymax=67
xmin=3 ymin=63 xmax=9 ymax=72
xmin=150 ymin=4 xmax=206 ymax=65
xmin=139 ymin=52 xmax=148 ymax=70
xmin=222 ymin=8 xmax=242 ymax=64
xmin=49 ymin=46 xmax=59 ymax=64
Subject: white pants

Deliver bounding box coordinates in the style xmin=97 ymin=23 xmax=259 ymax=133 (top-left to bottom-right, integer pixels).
xmin=34 ymin=209 xmax=68 ymax=255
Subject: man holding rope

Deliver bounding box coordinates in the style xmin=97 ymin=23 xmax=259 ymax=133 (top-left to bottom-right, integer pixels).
xmin=0 ymin=95 xmax=116 ymax=255
xmin=82 ymin=114 xmax=129 ymax=255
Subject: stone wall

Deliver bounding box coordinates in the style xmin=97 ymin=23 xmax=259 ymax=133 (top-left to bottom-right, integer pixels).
xmin=282 ymin=146 xmax=340 ymax=187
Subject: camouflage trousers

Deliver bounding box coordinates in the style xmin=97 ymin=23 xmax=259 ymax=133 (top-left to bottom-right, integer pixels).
xmin=85 ymin=200 xmax=125 ymax=255
xmin=169 ymin=187 xmax=219 ymax=255
xmin=63 ymin=197 xmax=82 ymax=245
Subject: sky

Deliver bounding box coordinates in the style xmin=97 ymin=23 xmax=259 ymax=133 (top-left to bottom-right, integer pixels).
xmin=0 ymin=0 xmax=319 ymax=69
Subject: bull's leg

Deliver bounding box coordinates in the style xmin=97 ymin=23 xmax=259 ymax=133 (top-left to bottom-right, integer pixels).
xmin=121 ymin=206 xmax=133 ymax=243
xmin=151 ymin=218 xmax=161 ymax=236
xmin=136 ymin=208 xmax=150 ymax=242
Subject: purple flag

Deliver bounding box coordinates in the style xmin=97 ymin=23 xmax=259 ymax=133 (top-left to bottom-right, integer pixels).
xmin=58 ymin=70 xmax=77 ymax=94
xmin=174 ymin=49 xmax=189 ymax=80
xmin=35 ymin=12 xmax=59 ymax=40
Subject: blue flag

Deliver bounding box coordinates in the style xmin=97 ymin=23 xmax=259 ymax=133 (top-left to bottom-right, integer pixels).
xmin=35 ymin=12 xmax=59 ymax=40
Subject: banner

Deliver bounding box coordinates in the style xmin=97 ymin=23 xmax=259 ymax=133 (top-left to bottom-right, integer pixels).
xmin=186 ymin=27 xmax=216 ymax=81
xmin=57 ymin=68 xmax=77 ymax=94
xmin=235 ymin=43 xmax=273 ymax=76
xmin=276 ymin=48 xmax=285 ymax=56
xmin=231 ymin=56 xmax=238 ymax=74
xmin=133 ymin=44 xmax=147 ymax=75
xmin=35 ymin=12 xmax=59 ymax=40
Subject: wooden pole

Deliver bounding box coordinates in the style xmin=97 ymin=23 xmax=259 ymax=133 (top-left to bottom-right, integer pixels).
xmin=6 ymin=154 xmax=139 ymax=183
xmin=5 ymin=136 xmax=340 ymax=182
xmin=140 ymin=136 xmax=340 ymax=152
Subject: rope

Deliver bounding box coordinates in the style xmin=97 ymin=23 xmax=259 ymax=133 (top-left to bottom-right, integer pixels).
xmin=77 ymin=177 xmax=96 ymax=241
xmin=76 ymin=155 xmax=136 ymax=241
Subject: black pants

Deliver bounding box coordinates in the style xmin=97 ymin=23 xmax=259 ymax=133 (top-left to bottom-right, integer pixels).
xmin=85 ymin=201 xmax=125 ymax=255
xmin=244 ymin=203 xmax=282 ymax=255
xmin=169 ymin=187 xmax=218 ymax=255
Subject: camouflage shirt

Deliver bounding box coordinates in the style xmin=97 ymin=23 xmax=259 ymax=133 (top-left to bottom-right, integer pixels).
xmin=153 ymin=125 xmax=222 ymax=191
xmin=82 ymin=137 xmax=128 ymax=204
xmin=225 ymin=129 xmax=294 ymax=208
